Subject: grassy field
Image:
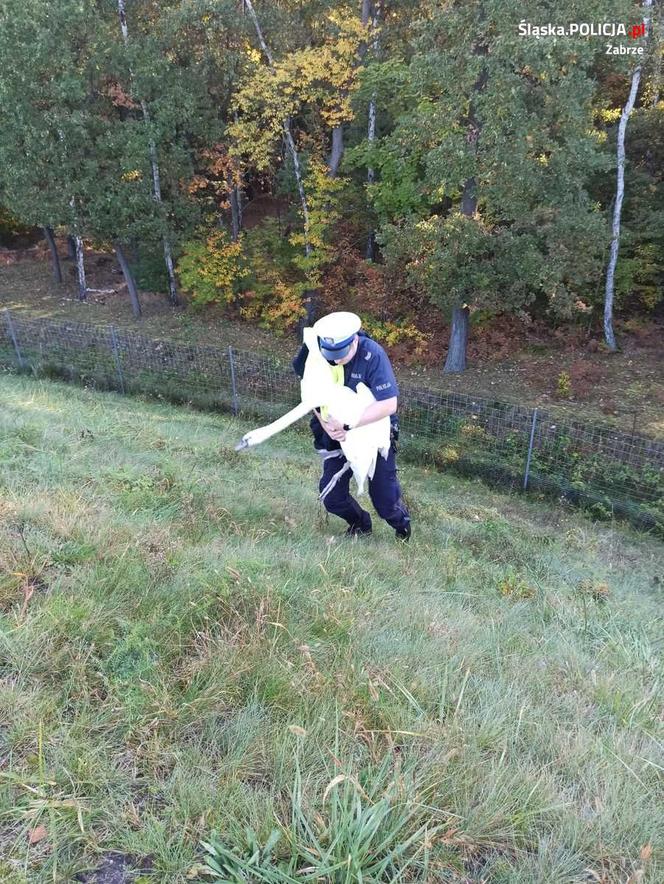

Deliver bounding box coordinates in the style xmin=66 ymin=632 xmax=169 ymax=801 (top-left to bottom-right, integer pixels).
xmin=0 ymin=374 xmax=663 ymax=883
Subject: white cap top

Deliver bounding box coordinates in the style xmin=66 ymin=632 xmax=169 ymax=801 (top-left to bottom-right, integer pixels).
xmin=312 ymin=311 xmax=361 ymax=344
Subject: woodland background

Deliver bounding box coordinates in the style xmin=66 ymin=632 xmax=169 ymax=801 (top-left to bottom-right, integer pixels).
xmin=0 ymin=0 xmax=662 ymax=385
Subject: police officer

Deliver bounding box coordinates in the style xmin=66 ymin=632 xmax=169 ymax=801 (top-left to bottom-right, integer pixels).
xmin=293 ymin=311 xmax=412 ymax=541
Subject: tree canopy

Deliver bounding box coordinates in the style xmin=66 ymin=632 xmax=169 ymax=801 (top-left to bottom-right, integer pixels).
xmin=0 ymin=0 xmax=661 ymax=366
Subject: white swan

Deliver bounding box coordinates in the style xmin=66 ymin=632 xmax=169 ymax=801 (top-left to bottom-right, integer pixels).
xmin=235 ymin=327 xmax=391 ymax=495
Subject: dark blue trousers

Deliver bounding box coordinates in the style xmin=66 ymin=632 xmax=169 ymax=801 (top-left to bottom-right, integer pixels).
xmin=318 ymin=444 xmax=411 ymax=533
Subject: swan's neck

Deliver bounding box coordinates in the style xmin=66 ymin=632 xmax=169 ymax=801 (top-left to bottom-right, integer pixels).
xmin=250 ymin=401 xmax=311 ymax=444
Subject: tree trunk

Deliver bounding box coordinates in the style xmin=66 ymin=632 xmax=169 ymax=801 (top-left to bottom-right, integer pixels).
xmin=227 ymin=112 xmax=244 ymax=241
xmin=142 ymin=105 xmax=179 ymax=306
xmin=66 ymin=234 xmax=77 ymax=261
xmin=236 ymin=179 xmax=243 ymax=230
xmin=365 ymin=1 xmax=379 ymax=260
xmin=444 ymin=306 xmax=470 ymax=372
xmin=243 ymin=0 xmax=316 ymax=324
xmin=604 ymin=0 xmax=653 ymax=351
xmin=75 ymin=236 xmax=87 ymax=300
xmin=242 ymin=0 xmax=309 ymax=242
xmin=444 ymin=14 xmax=488 ymax=374
xmin=43 ymin=226 xmax=63 ymax=283
xmin=328 ymin=125 xmax=345 ymax=178
xmin=115 ymin=241 xmax=142 ymax=317
xmin=326 ymin=0 xmax=373 ymax=180
xmin=651 ymin=3 xmax=662 ymax=106
xmin=461 ymin=176 xmax=478 ymax=217
xmin=366 ymin=86 xmax=377 ymax=260
xmin=161 ymin=233 xmax=179 ymax=307
xmin=228 ymin=171 xmax=241 ymax=242
xmin=117 ymin=0 xmax=179 ymax=306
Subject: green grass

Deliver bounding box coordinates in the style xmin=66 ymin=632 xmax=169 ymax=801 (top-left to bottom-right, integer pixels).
xmin=0 ymin=374 xmax=663 ymax=883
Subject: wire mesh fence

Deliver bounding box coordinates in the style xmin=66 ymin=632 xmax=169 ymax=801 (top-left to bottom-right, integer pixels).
xmin=2 ymin=308 xmax=663 ymax=536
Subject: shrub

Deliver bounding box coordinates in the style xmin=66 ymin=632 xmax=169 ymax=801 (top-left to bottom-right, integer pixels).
xmin=359 ymin=315 xmax=429 ymax=357
xmin=556 ymin=371 xmax=572 ymax=398
xmin=240 ymin=280 xmax=306 ymax=334
xmin=177 ymin=229 xmax=247 ymax=307
xmin=497 ymin=572 xmax=536 ymax=599
xmin=132 ymin=246 xmax=170 ymax=293
xmin=238 ymin=220 xmax=306 ymax=333
xmin=614 ymin=242 xmax=664 ymax=313
xmin=0 ymin=205 xmax=34 ymax=245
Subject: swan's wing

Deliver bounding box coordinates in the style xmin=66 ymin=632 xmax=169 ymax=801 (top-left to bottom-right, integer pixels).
xmin=336 ymin=385 xmax=392 ymax=494
xmin=339 ymin=430 xmax=374 ymax=495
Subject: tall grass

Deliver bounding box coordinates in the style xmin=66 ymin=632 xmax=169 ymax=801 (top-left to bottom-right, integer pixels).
xmin=0 ymin=374 xmax=662 ymax=882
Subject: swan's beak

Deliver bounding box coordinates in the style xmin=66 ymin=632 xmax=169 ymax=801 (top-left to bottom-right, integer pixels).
xmin=234 ymin=437 xmax=251 ymax=451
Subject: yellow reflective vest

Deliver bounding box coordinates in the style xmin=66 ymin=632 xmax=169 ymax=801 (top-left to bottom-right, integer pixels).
xmin=320 ymin=364 xmax=345 ymax=422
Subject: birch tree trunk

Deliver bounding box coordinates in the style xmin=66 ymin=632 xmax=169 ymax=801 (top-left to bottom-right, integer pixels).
xmin=43 ymin=226 xmax=63 ymax=283
xmin=604 ymin=0 xmax=653 ymax=351
xmin=243 ymin=0 xmax=315 ymax=323
xmin=66 ymin=191 xmax=88 ymax=300
xmin=365 ymin=1 xmax=379 ymax=260
xmin=650 ymin=2 xmax=662 ymax=106
xmin=115 ymin=241 xmax=142 ymax=317
xmin=74 ymin=234 xmax=87 ymax=301
xmin=57 ymin=126 xmax=87 ymax=297
xmin=117 ymin=0 xmax=179 ymax=306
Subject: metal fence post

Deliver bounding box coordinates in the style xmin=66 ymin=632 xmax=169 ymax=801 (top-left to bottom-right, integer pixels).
xmin=523 ymin=407 xmax=538 ymax=491
xmin=4 ymin=308 xmax=25 ymax=370
xmin=228 ymin=346 xmax=239 ymax=415
xmin=109 ymin=325 xmax=126 ymax=394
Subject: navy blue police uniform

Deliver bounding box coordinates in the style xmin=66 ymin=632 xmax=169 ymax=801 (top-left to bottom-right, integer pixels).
xmin=292 ymin=331 xmax=411 ymax=537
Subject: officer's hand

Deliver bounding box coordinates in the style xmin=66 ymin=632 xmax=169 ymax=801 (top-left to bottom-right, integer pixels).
xmin=320 ymin=417 xmax=346 ymax=441
xmin=327 ymin=426 xmax=347 ymax=442
xmin=325 ymin=416 xmax=345 ymax=433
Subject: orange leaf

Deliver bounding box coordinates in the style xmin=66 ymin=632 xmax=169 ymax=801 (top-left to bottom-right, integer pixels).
xmin=29 ymin=825 xmax=48 ymax=844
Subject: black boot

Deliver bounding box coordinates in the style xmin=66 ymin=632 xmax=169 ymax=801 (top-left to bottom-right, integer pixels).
xmin=395 ymin=522 xmax=411 ymax=542
xmin=345 ymin=515 xmax=372 ymax=538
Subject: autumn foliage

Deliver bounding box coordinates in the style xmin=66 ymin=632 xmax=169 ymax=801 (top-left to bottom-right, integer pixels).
xmin=176 ymin=230 xmax=246 ymax=307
